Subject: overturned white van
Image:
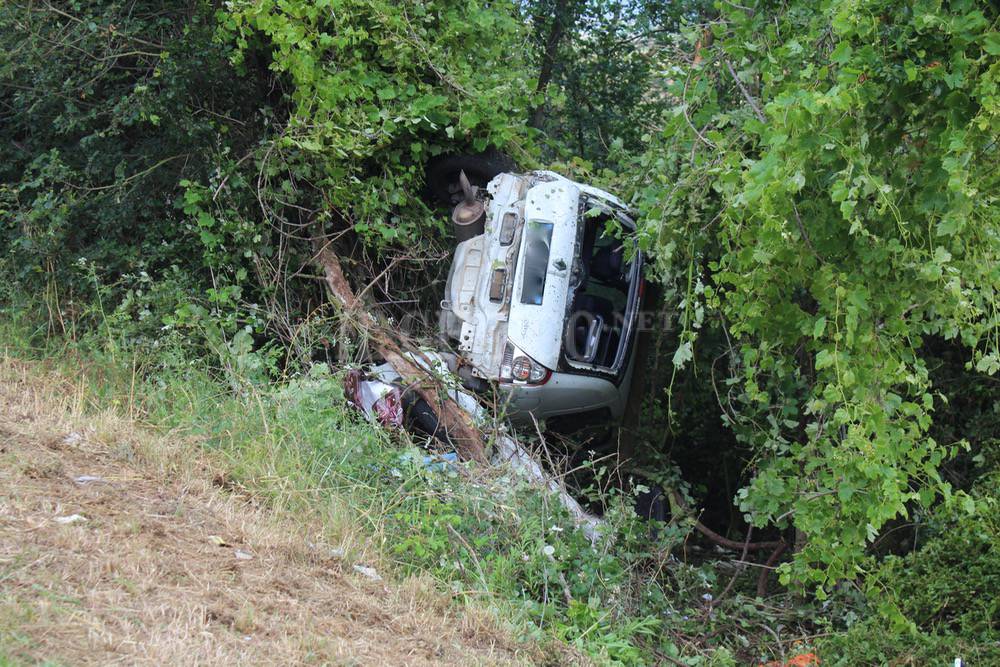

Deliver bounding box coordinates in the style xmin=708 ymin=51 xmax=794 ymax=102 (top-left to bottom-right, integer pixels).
xmin=436 ymin=166 xmax=645 ymax=424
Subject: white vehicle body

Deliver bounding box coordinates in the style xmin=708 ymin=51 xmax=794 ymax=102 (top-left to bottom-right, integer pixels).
xmin=439 ymin=170 xmax=644 ymax=424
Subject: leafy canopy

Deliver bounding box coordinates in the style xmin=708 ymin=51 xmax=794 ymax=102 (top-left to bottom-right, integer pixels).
xmin=627 ymin=0 xmax=1000 ymax=588
xmin=220 ymin=0 xmax=533 ymax=243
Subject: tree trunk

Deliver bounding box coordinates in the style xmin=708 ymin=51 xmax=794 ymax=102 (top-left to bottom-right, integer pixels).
xmin=529 ymin=0 xmax=572 ymax=129
xmin=311 ymin=234 xmax=488 ymax=464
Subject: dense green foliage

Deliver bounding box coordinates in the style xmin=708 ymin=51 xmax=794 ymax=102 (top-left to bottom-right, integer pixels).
xmin=0 ymin=0 xmax=273 ymax=331
xmin=220 ymin=0 xmax=531 ymax=244
xmin=626 ymin=0 xmax=1000 ymax=589
xmin=3 ymin=0 xmax=999 ymax=663
xmin=818 ymin=462 xmax=999 ymax=664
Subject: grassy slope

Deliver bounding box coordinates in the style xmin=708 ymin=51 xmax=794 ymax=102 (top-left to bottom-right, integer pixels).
xmin=0 ymin=321 xmax=829 ymax=666
xmin=0 ymin=352 xmax=559 ymax=666
xmin=17 ymin=320 xmax=989 ymax=667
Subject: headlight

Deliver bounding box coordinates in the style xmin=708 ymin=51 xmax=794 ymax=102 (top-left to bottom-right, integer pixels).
xmin=499 ymin=341 xmax=551 ymax=385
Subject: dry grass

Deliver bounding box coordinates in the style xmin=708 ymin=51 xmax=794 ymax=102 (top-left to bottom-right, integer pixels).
xmin=0 ymin=357 xmax=542 ymax=666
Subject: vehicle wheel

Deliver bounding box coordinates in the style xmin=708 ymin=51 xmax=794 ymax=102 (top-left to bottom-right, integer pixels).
xmin=425 ymin=151 xmax=516 ymax=206
xmin=401 ymin=392 xmax=451 ymax=446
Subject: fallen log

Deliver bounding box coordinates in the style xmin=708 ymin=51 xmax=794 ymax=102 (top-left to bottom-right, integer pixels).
xmin=666 ymin=489 xmax=785 ymax=552
xmin=311 ymin=234 xmax=488 ymax=464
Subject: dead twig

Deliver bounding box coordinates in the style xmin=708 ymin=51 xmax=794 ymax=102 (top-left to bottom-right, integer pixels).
xmin=311 ymin=228 xmax=487 ymax=463
xmin=757 ymin=542 xmax=788 ymax=598
xmin=724 ymin=59 xmax=767 ymax=123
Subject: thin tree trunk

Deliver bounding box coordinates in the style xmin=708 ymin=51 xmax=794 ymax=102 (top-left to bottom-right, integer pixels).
xmin=311 ymin=233 xmax=488 ymax=464
xmin=529 ymin=0 xmax=571 ymax=129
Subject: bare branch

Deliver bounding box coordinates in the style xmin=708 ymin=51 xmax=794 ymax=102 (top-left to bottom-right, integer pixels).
xmin=724 ymin=59 xmax=766 ymax=123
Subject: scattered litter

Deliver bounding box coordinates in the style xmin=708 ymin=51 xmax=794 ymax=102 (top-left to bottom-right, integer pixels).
xmin=73 ymin=475 xmax=107 ymax=485
xmin=422 ymin=452 xmax=458 ymax=471
xmin=344 ymin=370 xmax=402 ymax=427
xmin=208 ymin=535 xmax=231 ymax=547
xmin=234 ymin=549 xmax=254 ymax=560
xmin=54 ymin=514 xmax=87 ymax=525
xmin=398 ymin=451 xmax=459 ymax=472
xmin=542 ymin=544 xmax=555 ymax=557
xmin=62 ymin=432 xmax=83 ymax=445
xmin=352 ymin=564 xmax=382 ymax=581
xmin=330 ymin=547 xmax=346 ymax=559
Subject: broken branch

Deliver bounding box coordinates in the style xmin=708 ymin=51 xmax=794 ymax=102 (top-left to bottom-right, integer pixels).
xmin=668 ymin=489 xmax=785 ymax=552
xmin=311 ymin=231 xmax=488 ymax=463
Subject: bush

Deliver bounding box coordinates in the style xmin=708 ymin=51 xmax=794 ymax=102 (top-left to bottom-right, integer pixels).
xmin=819 ymin=465 xmax=1000 ymax=664
xmin=623 ymin=0 xmax=1000 ymax=588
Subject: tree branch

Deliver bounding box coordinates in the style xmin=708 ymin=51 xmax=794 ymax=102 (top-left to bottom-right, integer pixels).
xmin=311 ymin=231 xmax=488 ymax=463
xmin=724 ymin=59 xmax=766 ymax=123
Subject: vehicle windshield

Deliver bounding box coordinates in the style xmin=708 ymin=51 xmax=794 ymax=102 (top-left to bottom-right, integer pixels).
xmin=564 ymin=200 xmax=637 ymax=370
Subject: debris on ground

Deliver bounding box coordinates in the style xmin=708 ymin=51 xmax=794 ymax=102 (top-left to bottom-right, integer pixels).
xmin=352 ymin=565 xmax=383 ymax=582
xmin=343 ymin=369 xmax=403 ymax=428
xmin=73 ymin=474 xmax=107 ymax=485
xmin=53 ymin=514 xmax=87 ymax=524
xmin=358 ymin=351 xmax=604 ymax=543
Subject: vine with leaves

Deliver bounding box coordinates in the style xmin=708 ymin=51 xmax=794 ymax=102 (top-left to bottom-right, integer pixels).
xmin=626 ymin=0 xmax=999 ymax=592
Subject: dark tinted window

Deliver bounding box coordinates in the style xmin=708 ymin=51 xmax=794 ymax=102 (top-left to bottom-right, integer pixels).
xmin=520 ymin=221 xmax=553 ymax=305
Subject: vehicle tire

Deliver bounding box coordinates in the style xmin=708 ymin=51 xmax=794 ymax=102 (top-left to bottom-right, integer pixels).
xmin=425 ymin=151 xmax=516 ymax=206
xmin=401 ymin=392 xmax=452 ymax=447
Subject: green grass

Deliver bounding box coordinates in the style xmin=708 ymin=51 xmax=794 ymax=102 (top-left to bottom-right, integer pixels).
xmin=0 ymin=316 xmax=689 ymax=664
xmin=16 ymin=311 xmax=972 ymax=666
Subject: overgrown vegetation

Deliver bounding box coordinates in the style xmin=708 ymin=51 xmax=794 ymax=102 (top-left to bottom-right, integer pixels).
xmin=2 ymin=0 xmax=998 ymax=664
xmin=2 ymin=318 xmax=819 ymax=666
xmin=625 ymin=0 xmax=1000 ymax=592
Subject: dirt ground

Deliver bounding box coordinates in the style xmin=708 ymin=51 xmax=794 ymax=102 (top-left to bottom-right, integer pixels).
xmin=0 ymin=358 xmax=542 ymax=666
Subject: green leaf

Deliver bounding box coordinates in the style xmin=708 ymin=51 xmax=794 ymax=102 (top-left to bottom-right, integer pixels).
xmin=983 ymin=32 xmax=1000 ymax=55
xmin=813 ymin=316 xmax=827 ymax=339
xmin=830 ymin=42 xmax=853 ymax=65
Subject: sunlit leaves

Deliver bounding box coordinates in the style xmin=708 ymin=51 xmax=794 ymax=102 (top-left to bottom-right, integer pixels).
xmin=625 ymin=0 xmax=1000 ymax=588
xmin=220 ymin=0 xmax=532 ymax=244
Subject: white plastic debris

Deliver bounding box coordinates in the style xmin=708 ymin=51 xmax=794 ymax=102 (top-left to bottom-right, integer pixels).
xmin=62 ymin=432 xmax=83 ymax=445
xmin=54 ymin=514 xmax=87 ymax=524
xmin=234 ymin=549 xmax=254 ymax=560
xmin=343 ymin=370 xmax=402 ymax=427
xmin=352 ymin=564 xmax=382 ymax=581
xmin=493 ymin=434 xmax=603 ymax=543
xmin=73 ymin=475 xmax=106 ymax=485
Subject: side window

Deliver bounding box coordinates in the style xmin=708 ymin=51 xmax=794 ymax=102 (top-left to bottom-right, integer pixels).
xmin=520 ymin=221 xmax=554 ymax=305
